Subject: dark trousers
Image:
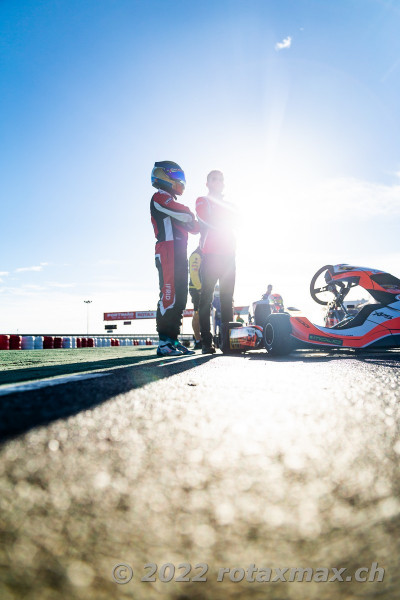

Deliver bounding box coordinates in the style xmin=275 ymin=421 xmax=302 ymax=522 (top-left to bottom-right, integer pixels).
xmin=155 ymin=241 xmax=188 ymax=340
xmin=199 ymin=253 xmax=236 ymax=346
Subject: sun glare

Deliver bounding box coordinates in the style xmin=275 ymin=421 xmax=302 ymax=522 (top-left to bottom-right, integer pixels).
xmin=220 ymin=141 xmax=333 ymax=320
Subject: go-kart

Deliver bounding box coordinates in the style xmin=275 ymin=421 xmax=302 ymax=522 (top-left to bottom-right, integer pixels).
xmin=263 ymin=264 xmax=400 ymax=355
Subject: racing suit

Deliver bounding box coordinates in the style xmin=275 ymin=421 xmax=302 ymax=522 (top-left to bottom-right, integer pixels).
xmin=196 ymin=194 xmax=236 ymax=346
xmin=151 ymin=189 xmax=198 ymax=340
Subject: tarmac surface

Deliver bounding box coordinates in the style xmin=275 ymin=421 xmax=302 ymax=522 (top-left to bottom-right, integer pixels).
xmin=1 ymin=346 xmax=400 ymax=600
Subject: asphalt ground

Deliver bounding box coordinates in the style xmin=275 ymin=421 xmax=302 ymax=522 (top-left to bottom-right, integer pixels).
xmin=1 ymin=346 xmax=400 ymax=600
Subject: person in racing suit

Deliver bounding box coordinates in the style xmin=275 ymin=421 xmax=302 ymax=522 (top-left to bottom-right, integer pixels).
xmin=196 ymin=170 xmax=236 ymax=353
xmin=150 ymin=161 xmax=199 ymax=356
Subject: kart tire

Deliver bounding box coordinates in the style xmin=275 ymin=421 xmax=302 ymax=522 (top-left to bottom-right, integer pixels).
xmin=221 ymin=322 xmax=242 ymax=354
xmin=263 ymin=313 xmax=293 ymax=356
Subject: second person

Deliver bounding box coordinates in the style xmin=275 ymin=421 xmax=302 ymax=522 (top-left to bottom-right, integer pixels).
xmin=196 ymin=170 xmax=236 ymax=353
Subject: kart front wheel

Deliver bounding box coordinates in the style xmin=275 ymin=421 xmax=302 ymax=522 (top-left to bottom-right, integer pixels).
xmin=264 ymin=313 xmax=293 ymax=356
xmin=220 ymin=322 xmax=242 ymax=354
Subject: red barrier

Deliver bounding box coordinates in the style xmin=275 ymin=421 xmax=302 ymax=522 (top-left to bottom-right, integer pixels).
xmin=81 ymin=338 xmax=88 ymax=348
xmin=0 ymin=335 xmax=10 ymax=350
xmin=87 ymin=338 xmax=95 ymax=347
xmin=9 ymin=335 xmax=22 ymax=350
xmin=54 ymin=337 xmax=63 ymax=349
xmin=76 ymin=337 xmax=82 ymax=348
xmin=43 ymin=336 xmax=54 ymax=349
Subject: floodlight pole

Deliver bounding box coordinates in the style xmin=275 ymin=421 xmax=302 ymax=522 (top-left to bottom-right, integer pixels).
xmin=84 ymin=300 xmax=92 ymax=336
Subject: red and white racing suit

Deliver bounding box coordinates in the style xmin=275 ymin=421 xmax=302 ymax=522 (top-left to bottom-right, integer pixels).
xmin=150 ymin=189 xmax=198 ymax=340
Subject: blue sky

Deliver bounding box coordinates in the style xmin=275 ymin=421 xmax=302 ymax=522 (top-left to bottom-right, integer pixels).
xmin=1 ymin=0 xmax=400 ymax=334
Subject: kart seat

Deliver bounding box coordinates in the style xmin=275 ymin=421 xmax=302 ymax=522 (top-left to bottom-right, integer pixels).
xmin=331 ymin=303 xmax=383 ymax=330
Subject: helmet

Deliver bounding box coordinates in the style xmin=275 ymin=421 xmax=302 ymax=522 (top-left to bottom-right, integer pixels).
xmin=269 ymin=293 xmax=284 ymax=313
xmin=151 ymin=161 xmax=186 ymax=196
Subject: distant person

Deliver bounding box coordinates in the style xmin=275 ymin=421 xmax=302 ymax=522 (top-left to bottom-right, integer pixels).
xmin=262 ymin=284 xmax=273 ymax=301
xmin=150 ymin=161 xmax=198 ymax=356
xmin=236 ymin=314 xmax=245 ymax=325
xmin=196 ymin=171 xmax=236 ymax=353
xmin=188 ymin=246 xmax=202 ymax=350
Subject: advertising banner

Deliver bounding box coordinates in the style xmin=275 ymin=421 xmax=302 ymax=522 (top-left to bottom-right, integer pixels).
xmin=104 ymin=307 xmax=249 ymax=321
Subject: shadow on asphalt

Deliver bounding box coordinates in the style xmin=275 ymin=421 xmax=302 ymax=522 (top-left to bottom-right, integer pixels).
xmin=0 ymin=353 xmax=215 ymax=444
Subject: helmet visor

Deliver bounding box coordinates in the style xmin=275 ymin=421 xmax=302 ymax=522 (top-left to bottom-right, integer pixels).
xmin=165 ymin=169 xmax=186 ymax=185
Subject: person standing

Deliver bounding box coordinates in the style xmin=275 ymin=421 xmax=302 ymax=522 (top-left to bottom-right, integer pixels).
xmin=262 ymin=284 xmax=273 ymax=301
xmin=150 ymin=161 xmax=198 ymax=356
xmin=196 ymin=170 xmax=236 ymax=354
xmin=188 ymin=246 xmax=202 ymax=350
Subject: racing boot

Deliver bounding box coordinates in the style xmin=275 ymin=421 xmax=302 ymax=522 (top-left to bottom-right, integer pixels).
xmin=201 ymin=331 xmax=215 ymax=354
xmin=156 ymin=340 xmax=182 ymax=356
xmin=172 ymin=339 xmax=195 ymax=355
xmin=201 ymin=331 xmax=216 ymax=354
xmin=202 ymin=343 xmax=216 ymax=354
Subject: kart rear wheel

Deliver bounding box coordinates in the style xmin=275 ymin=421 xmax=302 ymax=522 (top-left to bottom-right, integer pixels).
xmin=264 ymin=313 xmax=293 ymax=356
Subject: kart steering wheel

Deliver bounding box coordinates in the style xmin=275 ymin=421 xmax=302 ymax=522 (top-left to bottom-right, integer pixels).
xmin=310 ymin=265 xmax=342 ymax=305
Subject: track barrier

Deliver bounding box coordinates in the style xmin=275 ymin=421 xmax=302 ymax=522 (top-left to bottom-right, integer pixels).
xmin=0 ymin=335 xmax=10 ymax=350
xmin=21 ymin=336 xmax=34 ymax=350
xmin=62 ymin=337 xmax=72 ymax=349
xmin=10 ymin=335 xmax=22 ymax=350
xmin=0 ymin=334 xmax=179 ymax=350
xmin=43 ymin=336 xmax=54 ymax=349
xmin=34 ymin=336 xmax=44 ymax=350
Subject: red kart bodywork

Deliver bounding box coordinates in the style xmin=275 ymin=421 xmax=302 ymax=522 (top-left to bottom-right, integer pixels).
xmin=289 ymin=264 xmax=400 ymax=350
xmin=226 ymin=265 xmax=400 ymax=354
xmin=289 ymin=311 xmax=400 ymax=349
